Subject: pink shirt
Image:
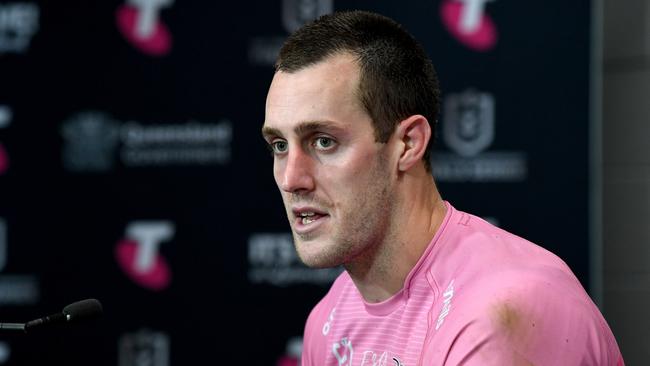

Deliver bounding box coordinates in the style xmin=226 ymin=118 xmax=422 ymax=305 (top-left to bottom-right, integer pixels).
xmin=302 ymin=202 xmax=623 ymax=365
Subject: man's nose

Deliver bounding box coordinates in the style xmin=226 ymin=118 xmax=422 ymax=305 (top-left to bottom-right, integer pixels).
xmin=278 ymin=148 xmax=315 ymax=193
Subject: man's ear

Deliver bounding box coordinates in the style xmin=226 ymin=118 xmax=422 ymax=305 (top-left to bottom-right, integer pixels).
xmin=395 ymin=115 xmax=431 ymax=172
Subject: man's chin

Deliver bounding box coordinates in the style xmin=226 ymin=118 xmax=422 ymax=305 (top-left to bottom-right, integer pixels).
xmin=294 ymin=239 xmax=341 ymax=269
xmin=299 ymin=256 xmax=339 ymax=269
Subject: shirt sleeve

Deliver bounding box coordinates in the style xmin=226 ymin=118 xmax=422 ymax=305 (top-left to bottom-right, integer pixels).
xmin=438 ymin=277 xmax=624 ymax=366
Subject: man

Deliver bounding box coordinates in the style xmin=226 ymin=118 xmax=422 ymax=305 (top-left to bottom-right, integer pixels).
xmin=262 ymin=10 xmax=623 ymax=366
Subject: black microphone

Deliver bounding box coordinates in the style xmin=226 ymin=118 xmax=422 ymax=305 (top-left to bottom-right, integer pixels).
xmin=0 ymin=298 xmax=103 ymax=333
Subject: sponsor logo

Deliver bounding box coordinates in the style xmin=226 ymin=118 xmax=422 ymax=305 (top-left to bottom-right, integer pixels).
xmin=0 ymin=105 xmax=11 ymax=175
xmin=0 ymin=2 xmax=40 ymax=54
xmin=0 ymin=218 xmax=40 ymax=306
xmin=248 ymin=233 xmax=342 ymax=286
xmin=248 ymin=0 xmax=332 ymax=66
xmin=115 ymin=221 xmax=174 ymax=291
xmin=61 ymin=111 xmax=120 ymax=172
xmin=116 ymin=0 xmax=173 ymax=56
xmin=360 ymin=351 xmax=405 ymax=366
xmin=120 ymin=120 xmax=232 ymax=167
xmin=440 ymin=0 xmax=497 ymax=52
xmin=276 ymin=336 xmax=303 ymax=366
xmin=432 ymin=89 xmax=527 ymax=182
xmin=332 ymin=337 xmax=354 ymax=366
xmin=435 ymin=279 xmax=454 ymax=330
xmin=322 ymin=308 xmax=335 ymax=335
xmin=119 ymin=329 xmax=170 ymax=366
xmin=361 ymin=351 xmax=388 ymax=366
xmin=61 ymin=111 xmax=233 ymax=172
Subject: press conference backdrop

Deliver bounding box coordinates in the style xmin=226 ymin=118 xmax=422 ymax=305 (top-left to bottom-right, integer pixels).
xmin=0 ymin=0 xmax=592 ymax=364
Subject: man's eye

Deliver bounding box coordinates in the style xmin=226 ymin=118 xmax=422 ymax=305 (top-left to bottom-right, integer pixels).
xmin=271 ymin=140 xmax=288 ymax=153
xmin=314 ymin=137 xmax=335 ymax=150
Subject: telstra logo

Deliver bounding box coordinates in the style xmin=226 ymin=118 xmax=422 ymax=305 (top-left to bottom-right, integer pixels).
xmin=116 ymin=221 xmax=174 ymax=291
xmin=116 ymin=0 xmax=173 ymax=56
xmin=440 ymin=0 xmax=498 ymax=52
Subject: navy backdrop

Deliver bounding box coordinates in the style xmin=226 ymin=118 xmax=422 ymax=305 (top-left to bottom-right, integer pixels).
xmin=0 ymin=0 xmax=592 ymax=365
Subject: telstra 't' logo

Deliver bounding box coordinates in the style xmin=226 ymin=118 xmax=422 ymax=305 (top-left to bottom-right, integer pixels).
xmin=116 ymin=221 xmax=174 ymax=291
xmin=440 ymin=0 xmax=498 ymax=52
xmin=116 ymin=0 xmax=173 ymax=56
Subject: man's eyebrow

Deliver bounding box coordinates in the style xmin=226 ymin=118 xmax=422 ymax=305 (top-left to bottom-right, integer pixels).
xmin=262 ymin=120 xmax=343 ymax=140
xmin=294 ymin=121 xmax=342 ymax=136
xmin=261 ymin=126 xmax=282 ymax=140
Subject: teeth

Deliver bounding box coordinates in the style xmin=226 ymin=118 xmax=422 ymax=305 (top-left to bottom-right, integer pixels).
xmin=298 ymin=211 xmax=320 ymax=225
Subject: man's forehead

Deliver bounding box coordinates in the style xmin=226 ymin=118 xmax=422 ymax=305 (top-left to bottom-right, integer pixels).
xmin=263 ymin=52 xmax=369 ymax=139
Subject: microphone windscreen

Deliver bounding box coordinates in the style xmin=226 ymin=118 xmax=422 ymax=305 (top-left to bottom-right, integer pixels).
xmin=62 ymin=299 xmax=103 ymax=322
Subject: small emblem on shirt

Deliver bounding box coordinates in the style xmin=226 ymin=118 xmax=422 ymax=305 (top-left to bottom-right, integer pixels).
xmin=332 ymin=337 xmax=354 ymax=366
xmin=323 ymin=308 xmax=336 ymax=335
xmin=435 ymin=279 xmax=455 ymax=330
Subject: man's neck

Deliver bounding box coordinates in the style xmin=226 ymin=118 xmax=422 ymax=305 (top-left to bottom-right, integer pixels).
xmin=345 ymin=172 xmax=447 ymax=303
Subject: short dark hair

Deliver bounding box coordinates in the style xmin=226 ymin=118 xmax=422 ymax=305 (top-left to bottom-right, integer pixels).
xmin=276 ymin=10 xmax=440 ymax=170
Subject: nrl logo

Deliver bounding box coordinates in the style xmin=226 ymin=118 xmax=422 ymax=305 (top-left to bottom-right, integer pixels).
xmin=443 ymin=89 xmax=495 ymax=157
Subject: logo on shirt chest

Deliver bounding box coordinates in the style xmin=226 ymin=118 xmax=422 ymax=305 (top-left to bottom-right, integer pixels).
xmin=435 ymin=279 xmax=455 ymax=330
xmin=332 ymin=337 xmax=354 ymax=366
xmin=325 ymin=307 xmax=405 ymax=366
xmin=360 ymin=351 xmax=404 ymax=366
xmin=331 ymin=340 xmax=406 ymax=366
